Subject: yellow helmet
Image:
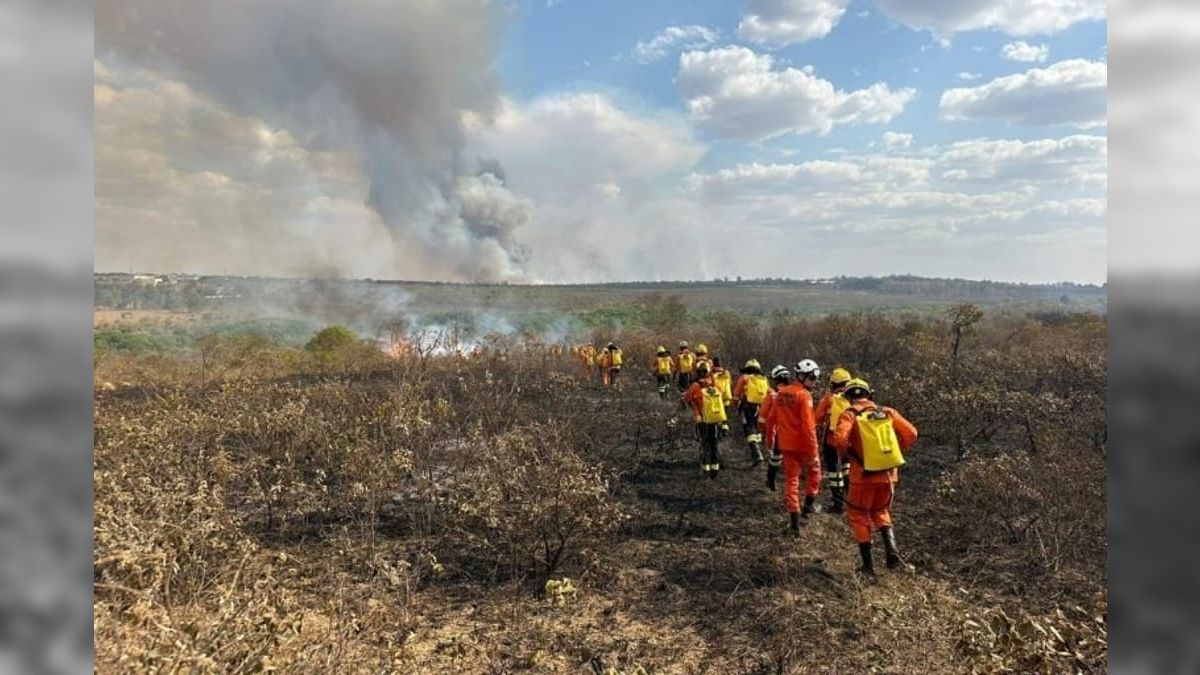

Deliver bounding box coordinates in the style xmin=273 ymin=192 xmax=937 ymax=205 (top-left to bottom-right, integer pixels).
xmin=744 ymin=358 xmax=761 ymax=371
xmin=843 ymin=378 xmax=873 ymax=399
xmin=696 ymin=343 xmax=709 ymax=355
xmin=657 ymin=345 xmax=667 ymax=353
xmin=829 ymin=367 xmax=852 ymax=385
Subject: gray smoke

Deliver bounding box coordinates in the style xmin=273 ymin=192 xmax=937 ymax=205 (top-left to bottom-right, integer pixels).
xmin=95 ymin=0 xmax=530 ymax=281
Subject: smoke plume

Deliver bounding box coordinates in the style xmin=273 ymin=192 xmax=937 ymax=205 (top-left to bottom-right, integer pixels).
xmin=95 ymin=0 xmax=530 ymax=282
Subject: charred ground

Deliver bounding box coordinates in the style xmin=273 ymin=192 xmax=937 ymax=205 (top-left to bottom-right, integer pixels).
xmin=93 ymin=308 xmax=1106 ymax=673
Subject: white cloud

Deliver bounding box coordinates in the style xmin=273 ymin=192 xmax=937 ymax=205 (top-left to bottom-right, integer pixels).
xmin=939 ymin=59 xmax=1107 ymax=128
xmin=737 ymin=0 xmax=853 ymax=46
xmin=874 ymin=0 xmax=1106 ymax=37
xmin=471 ymin=92 xmax=703 ymax=199
xmin=677 ymin=46 xmax=916 ymax=141
xmin=882 ymin=131 xmax=914 ymax=149
xmin=685 ymin=155 xmax=931 ymax=197
xmin=1002 ymin=40 xmax=1050 ymax=62
xmin=938 ymin=135 xmax=1107 ymax=187
xmin=957 ymin=71 xmax=982 ymax=81
xmin=633 ymin=25 xmax=718 ymax=64
xmin=680 ymin=133 xmax=1106 ymax=282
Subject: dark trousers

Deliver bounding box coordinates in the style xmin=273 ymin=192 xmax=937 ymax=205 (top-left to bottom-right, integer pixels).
xmin=821 ymin=441 xmax=847 ymax=506
xmin=738 ymin=403 xmax=760 ymax=437
xmin=696 ymin=423 xmax=722 ymax=470
xmin=677 ymin=372 xmax=693 ymax=391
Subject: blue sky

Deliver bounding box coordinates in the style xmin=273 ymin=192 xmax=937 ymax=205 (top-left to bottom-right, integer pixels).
xmin=94 ymin=0 xmax=1108 ymax=284
xmin=499 ymin=0 xmax=1106 ymax=154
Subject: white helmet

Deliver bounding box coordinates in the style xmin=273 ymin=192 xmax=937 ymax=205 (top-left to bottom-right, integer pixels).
xmin=769 ymin=364 xmax=792 ymax=381
xmin=795 ymin=359 xmax=821 ymax=380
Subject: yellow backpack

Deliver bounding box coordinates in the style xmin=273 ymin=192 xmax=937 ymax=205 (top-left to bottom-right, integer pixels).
xmin=655 ymin=356 xmax=673 ymax=375
xmin=744 ymin=374 xmax=769 ymax=404
xmin=701 ymin=385 xmax=727 ymax=424
xmin=714 ymin=370 xmax=733 ymax=402
xmin=828 ymin=393 xmax=851 ymax=428
xmin=609 ymin=349 xmax=623 ymax=367
xmin=854 ymin=407 xmax=906 ymax=472
xmin=678 ymin=351 xmax=695 ymax=372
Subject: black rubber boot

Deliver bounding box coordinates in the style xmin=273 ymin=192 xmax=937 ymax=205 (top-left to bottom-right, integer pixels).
xmin=880 ymin=527 xmax=902 ymax=569
xmin=766 ymin=463 xmax=778 ymax=491
xmin=789 ymin=512 xmax=801 ymax=537
xmin=800 ymin=495 xmax=817 ymax=519
xmin=828 ymin=487 xmax=845 ymax=514
xmin=858 ymin=543 xmax=876 ymax=578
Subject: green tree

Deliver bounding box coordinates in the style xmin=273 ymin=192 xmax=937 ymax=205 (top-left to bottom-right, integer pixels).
xmin=305 ymin=325 xmax=359 ymax=355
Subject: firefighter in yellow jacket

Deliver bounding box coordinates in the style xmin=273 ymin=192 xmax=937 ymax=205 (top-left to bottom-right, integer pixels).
xmin=600 ymin=342 xmax=623 ymax=388
xmin=675 ymin=341 xmax=696 ymax=392
xmin=651 ymin=346 xmax=674 ymax=399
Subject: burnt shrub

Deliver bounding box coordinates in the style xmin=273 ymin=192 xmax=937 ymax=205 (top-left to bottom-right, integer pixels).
xmin=439 ymin=423 xmax=626 ymax=584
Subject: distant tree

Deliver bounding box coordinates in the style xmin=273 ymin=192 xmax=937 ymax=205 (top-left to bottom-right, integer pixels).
xmin=638 ymin=293 xmax=687 ymax=333
xmin=181 ymin=282 xmax=205 ymax=312
xmin=948 ymin=303 xmax=984 ymax=360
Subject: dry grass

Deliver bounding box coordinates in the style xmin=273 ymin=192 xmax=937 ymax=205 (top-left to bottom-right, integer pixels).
xmin=94 ymin=312 xmax=1106 ymax=673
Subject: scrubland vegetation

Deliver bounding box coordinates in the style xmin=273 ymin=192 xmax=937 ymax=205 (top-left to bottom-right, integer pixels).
xmin=94 ymin=303 xmax=1106 ymax=673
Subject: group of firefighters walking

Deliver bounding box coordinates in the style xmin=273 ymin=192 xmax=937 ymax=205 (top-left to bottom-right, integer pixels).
xmin=577 ymin=339 xmax=919 ymax=579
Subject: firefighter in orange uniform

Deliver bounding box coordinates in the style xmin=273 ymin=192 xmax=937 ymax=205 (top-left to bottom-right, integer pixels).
xmin=765 ymin=359 xmax=822 ymax=535
xmin=831 ymin=378 xmax=918 ymax=577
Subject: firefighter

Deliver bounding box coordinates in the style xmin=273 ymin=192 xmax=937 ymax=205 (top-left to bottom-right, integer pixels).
xmin=694 ymin=343 xmax=713 ymax=374
xmin=578 ymin=343 xmax=596 ymax=379
xmin=758 ymin=365 xmax=791 ymax=492
xmin=710 ymin=357 xmax=733 ymax=438
xmin=765 ymin=359 xmax=822 ymax=536
xmin=683 ymin=361 xmax=726 ymax=479
xmin=651 ymin=345 xmax=674 ymax=399
xmin=600 ymin=342 xmax=623 ymax=388
xmin=814 ymin=367 xmax=853 ymax=513
xmin=831 ymin=378 xmax=918 ymax=577
xmin=733 ymin=359 xmax=769 ymax=465
xmin=675 ymin=341 xmax=696 ymax=392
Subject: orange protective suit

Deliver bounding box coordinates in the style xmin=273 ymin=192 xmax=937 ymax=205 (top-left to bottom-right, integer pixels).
xmin=764 ymin=382 xmax=821 ymax=513
xmin=814 ymin=392 xmax=833 ymax=436
xmin=682 ymin=377 xmax=705 ymax=419
xmin=765 ymin=383 xmax=819 ymax=457
xmin=831 ymin=400 xmax=918 ymax=543
xmin=757 ymin=388 xmax=778 ymax=450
